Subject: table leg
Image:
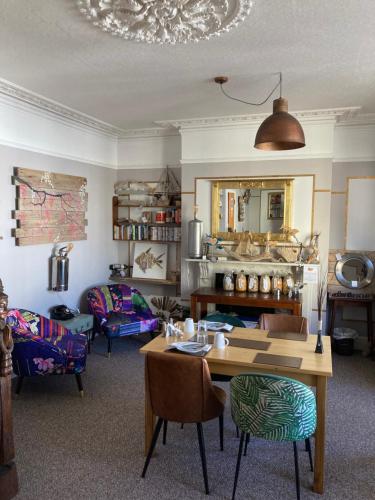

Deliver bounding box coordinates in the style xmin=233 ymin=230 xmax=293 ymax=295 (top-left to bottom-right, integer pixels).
xmin=200 ymin=301 xmax=208 ymax=319
xmin=328 ymin=301 xmax=334 ymax=336
xmin=367 ymin=303 xmax=373 ymax=350
xmin=144 ymin=361 xmax=155 ymax=456
xmin=293 ymin=303 xmax=302 ymax=316
xmin=313 ymin=376 xmax=327 ymax=494
xmin=191 ymin=296 xmax=198 ymax=322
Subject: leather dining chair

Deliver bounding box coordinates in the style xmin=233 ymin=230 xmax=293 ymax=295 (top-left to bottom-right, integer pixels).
xmin=141 ymin=351 xmax=226 ymax=495
xmin=230 ymin=373 xmax=316 ymax=500
xmin=259 ymin=313 xmax=309 ymax=334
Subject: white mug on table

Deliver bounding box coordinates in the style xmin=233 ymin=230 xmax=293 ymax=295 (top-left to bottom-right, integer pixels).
xmin=184 ymin=317 xmax=195 ymax=334
xmin=214 ymin=332 xmax=229 ymax=349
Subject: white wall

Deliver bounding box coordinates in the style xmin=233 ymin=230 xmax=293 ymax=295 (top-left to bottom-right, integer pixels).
xmin=0 ymin=144 xmax=118 ymax=316
xmin=0 ymin=94 xmax=118 ymax=168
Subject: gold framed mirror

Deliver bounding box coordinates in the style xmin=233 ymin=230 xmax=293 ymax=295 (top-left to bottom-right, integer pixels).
xmin=211 ymin=178 xmax=293 ymax=241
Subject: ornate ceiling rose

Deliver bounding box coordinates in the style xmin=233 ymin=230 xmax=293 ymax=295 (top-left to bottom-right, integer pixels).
xmin=77 ymin=0 xmax=253 ymax=45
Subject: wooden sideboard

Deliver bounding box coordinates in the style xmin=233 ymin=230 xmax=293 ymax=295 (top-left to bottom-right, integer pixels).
xmin=190 ymin=287 xmax=302 ymax=321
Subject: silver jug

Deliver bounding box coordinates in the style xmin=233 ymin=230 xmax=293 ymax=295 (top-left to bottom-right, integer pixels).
xmin=188 ymin=214 xmax=203 ymax=258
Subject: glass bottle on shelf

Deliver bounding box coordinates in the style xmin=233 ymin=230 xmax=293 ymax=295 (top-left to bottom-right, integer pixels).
xmin=223 ymin=271 xmax=235 ymax=291
xmin=236 ymin=270 xmax=247 ymax=292
xmin=282 ymin=273 xmax=295 ymax=295
xmin=247 ymin=273 xmax=259 ymax=293
xmin=260 ymin=274 xmax=271 ymax=293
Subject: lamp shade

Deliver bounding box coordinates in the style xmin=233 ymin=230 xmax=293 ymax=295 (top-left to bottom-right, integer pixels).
xmin=254 ymin=98 xmax=305 ymax=150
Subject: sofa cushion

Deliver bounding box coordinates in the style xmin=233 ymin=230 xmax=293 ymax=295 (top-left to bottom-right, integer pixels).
xmin=103 ymin=312 xmax=158 ymax=338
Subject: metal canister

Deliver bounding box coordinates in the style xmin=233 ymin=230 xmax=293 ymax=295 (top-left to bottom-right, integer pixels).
xmin=188 ymin=215 xmax=203 ymax=258
xmin=51 ymin=247 xmax=70 ymax=291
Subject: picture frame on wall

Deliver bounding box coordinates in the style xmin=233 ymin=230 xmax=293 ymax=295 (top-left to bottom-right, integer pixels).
xmin=132 ymin=242 xmax=168 ymax=280
xmin=267 ymin=191 xmax=284 ymax=220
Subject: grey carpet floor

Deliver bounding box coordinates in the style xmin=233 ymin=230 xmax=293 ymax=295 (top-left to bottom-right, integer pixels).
xmin=12 ymin=334 xmax=375 ymax=500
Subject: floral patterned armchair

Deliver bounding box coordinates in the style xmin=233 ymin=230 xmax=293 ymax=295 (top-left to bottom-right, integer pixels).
xmin=6 ymin=309 xmax=87 ymax=396
xmin=87 ymin=284 xmax=158 ymax=357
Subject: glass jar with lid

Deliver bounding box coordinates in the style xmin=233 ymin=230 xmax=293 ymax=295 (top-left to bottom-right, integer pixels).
xmin=236 ymin=270 xmax=247 ymax=292
xmin=260 ymin=274 xmax=271 ymax=293
xmin=282 ymin=273 xmax=295 ymax=295
xmin=248 ymin=273 xmax=259 ymax=293
xmin=272 ymin=272 xmax=283 ymax=293
xmin=223 ymin=271 xmax=234 ymax=291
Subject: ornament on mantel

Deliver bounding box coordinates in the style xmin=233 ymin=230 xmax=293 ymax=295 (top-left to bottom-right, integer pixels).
xmin=315 ymin=271 xmax=327 ymax=354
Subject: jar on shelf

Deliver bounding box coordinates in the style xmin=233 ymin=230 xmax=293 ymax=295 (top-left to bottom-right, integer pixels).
xmin=247 ymin=273 xmax=259 ymax=293
xmin=236 ymin=270 xmax=247 ymax=292
xmin=260 ymin=274 xmax=271 ymax=293
xmin=282 ymin=273 xmax=295 ymax=295
xmin=272 ymin=273 xmax=283 ymax=293
xmin=223 ymin=271 xmax=235 ymax=291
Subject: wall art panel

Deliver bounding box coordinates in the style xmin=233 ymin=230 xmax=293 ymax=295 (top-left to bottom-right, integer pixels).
xmin=12 ymin=167 xmax=87 ymax=246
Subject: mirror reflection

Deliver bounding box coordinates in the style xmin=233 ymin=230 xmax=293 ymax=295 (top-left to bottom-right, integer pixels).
xmin=341 ymin=259 xmax=367 ymax=283
xmin=218 ymin=187 xmax=285 ymax=233
xmin=211 ymin=178 xmax=293 ymax=240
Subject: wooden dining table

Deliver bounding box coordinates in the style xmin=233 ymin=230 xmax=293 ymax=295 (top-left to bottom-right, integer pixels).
xmin=140 ymin=326 xmax=332 ymax=495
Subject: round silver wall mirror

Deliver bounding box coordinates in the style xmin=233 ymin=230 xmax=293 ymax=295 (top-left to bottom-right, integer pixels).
xmin=335 ymin=253 xmax=374 ymax=289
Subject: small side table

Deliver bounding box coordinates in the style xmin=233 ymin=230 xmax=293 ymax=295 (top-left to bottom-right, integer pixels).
xmin=53 ymin=314 xmax=94 ymax=353
xmin=327 ymin=293 xmax=374 ymax=352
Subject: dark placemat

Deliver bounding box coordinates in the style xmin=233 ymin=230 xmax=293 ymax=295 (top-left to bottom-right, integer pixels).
xmin=267 ymin=331 xmax=308 ymax=342
xmin=189 ymin=334 xmax=270 ymax=351
xmin=253 ymin=353 xmax=302 ymax=369
xmin=164 ymin=347 xmax=209 ymax=357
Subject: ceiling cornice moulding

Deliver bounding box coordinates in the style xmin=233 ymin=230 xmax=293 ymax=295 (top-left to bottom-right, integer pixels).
xmin=118 ymin=127 xmax=179 ymax=139
xmin=155 ymin=107 xmax=361 ymax=130
xmin=0 ymin=77 xmax=123 ymax=137
xmin=335 ymin=112 xmax=375 ymax=127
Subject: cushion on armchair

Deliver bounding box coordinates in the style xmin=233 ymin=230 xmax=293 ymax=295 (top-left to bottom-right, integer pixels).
xmin=7 ymin=309 xmax=87 ymax=377
xmin=87 ymin=284 xmax=158 ymax=339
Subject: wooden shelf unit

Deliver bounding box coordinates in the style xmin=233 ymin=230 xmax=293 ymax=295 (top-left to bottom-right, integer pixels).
xmin=109 ymin=276 xmax=179 ymax=286
xmin=113 ymin=239 xmax=180 ymax=243
xmin=112 ymin=181 xmax=181 ymax=292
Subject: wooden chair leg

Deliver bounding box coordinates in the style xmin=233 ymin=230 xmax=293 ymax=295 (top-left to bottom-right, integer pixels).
xmin=196 ymin=423 xmax=209 ymax=495
xmin=293 ymin=441 xmax=301 ymax=500
xmin=219 ymin=413 xmax=224 ymax=451
xmin=163 ymin=420 xmax=168 ymax=445
xmin=232 ymin=431 xmax=245 ymax=500
xmin=305 ymin=438 xmax=314 ymax=471
xmin=15 ymin=376 xmax=24 ymax=395
xmin=141 ymin=417 xmax=163 ymax=478
xmin=107 ymin=337 xmax=112 ymax=358
xmin=244 ymin=433 xmax=250 ymax=456
xmin=75 ymin=374 xmax=84 ymax=397
xmin=86 ymin=330 xmax=91 ymax=354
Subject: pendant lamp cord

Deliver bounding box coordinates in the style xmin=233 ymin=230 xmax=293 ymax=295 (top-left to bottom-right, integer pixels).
xmin=218 ymin=72 xmax=282 ymax=106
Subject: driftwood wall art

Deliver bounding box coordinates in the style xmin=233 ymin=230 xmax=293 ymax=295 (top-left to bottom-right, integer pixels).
xmin=12 ymin=168 xmax=87 ymax=246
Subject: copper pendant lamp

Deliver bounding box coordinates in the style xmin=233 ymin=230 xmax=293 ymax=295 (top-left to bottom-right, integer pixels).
xmin=214 ymin=74 xmax=305 ymax=151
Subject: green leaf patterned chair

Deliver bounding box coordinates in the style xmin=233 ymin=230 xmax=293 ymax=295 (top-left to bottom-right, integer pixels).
xmin=230 ymin=373 xmax=317 ymax=500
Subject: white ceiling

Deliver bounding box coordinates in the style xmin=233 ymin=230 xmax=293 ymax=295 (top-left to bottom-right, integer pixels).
xmin=0 ymin=0 xmax=374 ymax=129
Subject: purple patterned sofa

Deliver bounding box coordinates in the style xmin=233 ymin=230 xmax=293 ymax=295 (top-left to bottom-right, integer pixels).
xmin=6 ymin=309 xmax=87 ymax=396
xmin=87 ymin=284 xmax=158 ymax=356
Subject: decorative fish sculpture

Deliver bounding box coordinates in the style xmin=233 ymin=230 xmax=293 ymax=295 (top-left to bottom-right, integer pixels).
xmin=135 ymin=248 xmax=165 ymax=273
